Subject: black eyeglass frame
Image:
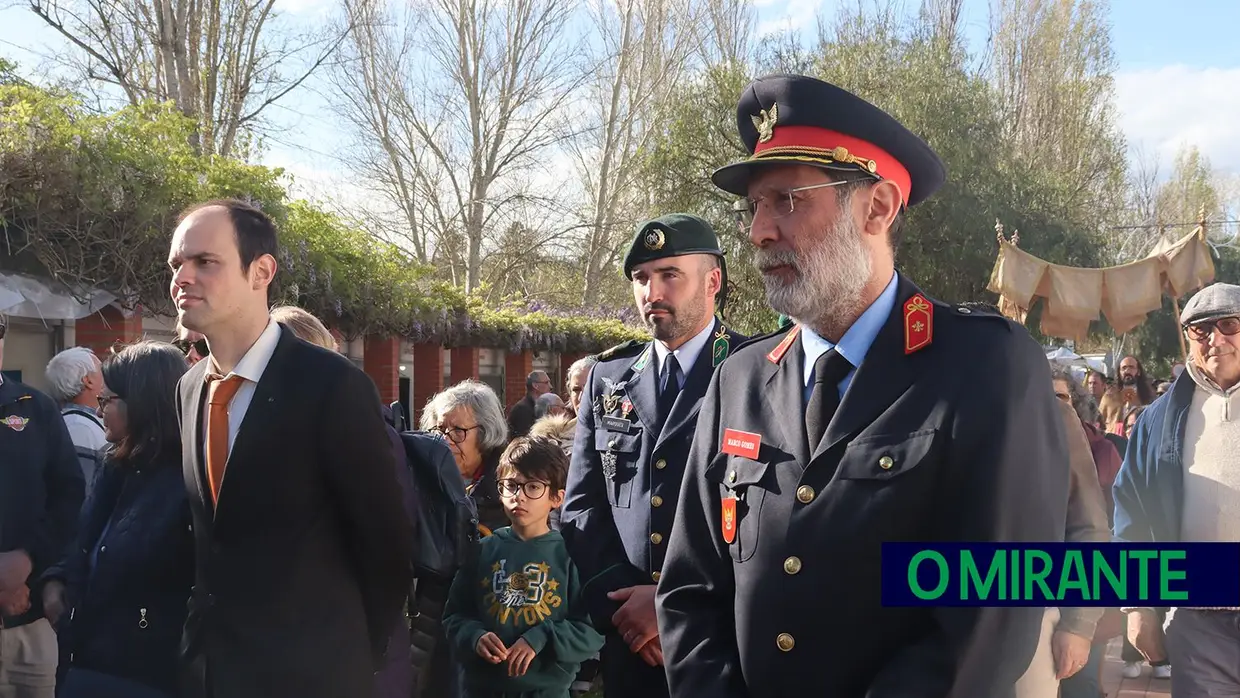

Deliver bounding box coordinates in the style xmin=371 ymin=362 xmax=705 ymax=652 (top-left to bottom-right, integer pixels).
xmin=174 ymin=338 xmax=210 ymax=356
xmin=429 ymin=424 xmax=481 ymax=444
xmin=496 ymin=478 xmax=550 ymax=500
xmin=1183 ymin=316 xmax=1240 ymax=341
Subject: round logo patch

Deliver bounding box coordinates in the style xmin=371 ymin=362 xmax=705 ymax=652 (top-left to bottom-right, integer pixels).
xmin=643 ymin=227 xmax=665 ymax=251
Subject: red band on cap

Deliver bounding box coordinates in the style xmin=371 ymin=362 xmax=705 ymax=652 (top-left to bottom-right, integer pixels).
xmin=753 ymin=125 xmax=911 ymax=206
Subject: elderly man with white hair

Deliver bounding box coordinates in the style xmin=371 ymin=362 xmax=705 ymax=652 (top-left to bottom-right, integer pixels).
xmin=45 ymin=346 xmax=108 ymax=481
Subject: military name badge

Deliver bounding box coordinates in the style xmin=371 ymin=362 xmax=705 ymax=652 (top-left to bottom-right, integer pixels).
xmin=601 ymin=415 xmax=632 ymax=432
xmin=3 ymin=415 xmax=29 ymax=432
xmin=721 ymin=496 xmax=738 ymax=544
xmin=712 ymin=326 xmax=730 ymax=367
xmin=721 ymin=428 xmax=761 ymax=459
xmin=904 ymin=293 xmax=934 ymax=355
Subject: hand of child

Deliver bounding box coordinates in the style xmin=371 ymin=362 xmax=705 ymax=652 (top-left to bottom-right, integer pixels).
xmin=507 ymin=637 xmax=537 ymax=677
xmin=476 ymin=632 xmax=509 ymax=664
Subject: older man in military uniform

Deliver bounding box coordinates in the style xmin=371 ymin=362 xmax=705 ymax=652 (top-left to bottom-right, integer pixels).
xmin=562 ymin=214 xmax=745 ymax=698
xmin=655 ymin=75 xmax=1070 ymax=698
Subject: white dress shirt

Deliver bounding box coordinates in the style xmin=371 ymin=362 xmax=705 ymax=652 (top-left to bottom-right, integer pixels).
xmin=203 ymin=318 xmax=281 ymax=456
xmin=652 ymin=320 xmax=715 ymax=388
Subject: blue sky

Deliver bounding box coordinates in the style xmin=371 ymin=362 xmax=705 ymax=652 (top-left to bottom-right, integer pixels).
xmin=3 ymin=0 xmax=1240 ymax=196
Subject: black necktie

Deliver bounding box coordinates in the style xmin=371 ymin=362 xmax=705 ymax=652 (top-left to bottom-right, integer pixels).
xmin=805 ymin=349 xmax=853 ymax=454
xmin=659 ymin=354 xmax=681 ymax=421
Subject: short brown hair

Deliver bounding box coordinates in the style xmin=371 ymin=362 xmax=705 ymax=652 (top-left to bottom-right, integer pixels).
xmin=497 ymin=436 xmax=568 ymax=492
xmin=178 ymin=199 xmax=278 ymax=272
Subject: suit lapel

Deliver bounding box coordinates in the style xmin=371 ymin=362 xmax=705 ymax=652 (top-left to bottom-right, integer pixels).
xmin=624 ymin=343 xmax=658 ymax=439
xmin=760 ymin=330 xmax=810 ymax=465
xmin=181 ymin=360 xmax=211 ymax=523
xmin=814 ymin=278 xmax=922 ymax=461
xmin=654 ymin=320 xmax=721 ymax=452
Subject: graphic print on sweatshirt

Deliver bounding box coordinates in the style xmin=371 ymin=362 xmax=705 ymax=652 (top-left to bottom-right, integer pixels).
xmin=484 ymin=558 xmax=563 ymax=627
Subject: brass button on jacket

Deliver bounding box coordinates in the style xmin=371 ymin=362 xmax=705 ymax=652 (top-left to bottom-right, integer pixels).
xmin=776 ymin=633 xmax=795 ymax=652
xmin=879 ymin=455 xmax=894 ymax=470
xmin=655 ymin=458 xmax=667 ymax=470
xmin=783 ymin=556 xmax=802 ymax=575
xmin=650 ymin=532 xmax=663 ymax=545
xmin=651 ymin=495 xmax=664 ymax=508
xmin=796 ymin=485 xmax=815 ymax=504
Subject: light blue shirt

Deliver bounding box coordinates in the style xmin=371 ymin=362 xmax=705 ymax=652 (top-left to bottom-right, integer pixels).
xmin=801 ymin=272 xmax=900 ymax=404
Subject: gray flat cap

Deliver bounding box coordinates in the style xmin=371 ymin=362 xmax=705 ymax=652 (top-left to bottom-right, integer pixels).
xmin=1180 ymin=282 xmax=1240 ymax=326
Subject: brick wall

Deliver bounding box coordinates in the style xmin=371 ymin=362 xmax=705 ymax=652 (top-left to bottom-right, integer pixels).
xmin=412 ymin=343 xmax=444 ymax=428
xmin=75 ymin=305 xmax=143 ymax=357
xmin=504 ymin=350 xmax=533 ymax=410
xmin=363 ymin=335 xmax=401 ymax=404
xmin=450 ymin=346 xmax=480 ymax=385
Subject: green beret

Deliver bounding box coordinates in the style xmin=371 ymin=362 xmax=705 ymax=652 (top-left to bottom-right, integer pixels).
xmin=623 ymin=213 xmax=725 ymax=279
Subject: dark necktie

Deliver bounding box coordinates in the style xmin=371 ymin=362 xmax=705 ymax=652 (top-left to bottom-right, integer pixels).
xmin=658 ymin=354 xmax=682 ymax=422
xmin=805 ymin=349 xmax=853 ymax=455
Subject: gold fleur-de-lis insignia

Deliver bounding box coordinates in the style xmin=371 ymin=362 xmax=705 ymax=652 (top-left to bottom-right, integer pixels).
xmin=751 ymin=103 xmax=778 ymax=143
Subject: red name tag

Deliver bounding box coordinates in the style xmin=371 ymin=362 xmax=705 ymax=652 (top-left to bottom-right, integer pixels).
xmin=721 ymin=428 xmax=761 ymax=459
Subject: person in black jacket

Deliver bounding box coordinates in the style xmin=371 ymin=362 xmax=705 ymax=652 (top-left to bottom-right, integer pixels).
xmin=42 ymin=340 xmax=192 ymax=698
xmin=0 ymin=312 xmax=85 ymax=698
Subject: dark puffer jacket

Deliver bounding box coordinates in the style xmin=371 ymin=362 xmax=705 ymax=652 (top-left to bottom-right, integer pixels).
xmin=48 ymin=453 xmax=194 ymax=695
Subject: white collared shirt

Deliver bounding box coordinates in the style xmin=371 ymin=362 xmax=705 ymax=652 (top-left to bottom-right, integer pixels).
xmin=652 ymin=320 xmax=715 ymax=388
xmin=203 ymin=319 xmax=281 ymax=455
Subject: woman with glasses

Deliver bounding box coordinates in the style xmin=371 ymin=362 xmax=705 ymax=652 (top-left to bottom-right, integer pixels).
xmin=41 ymin=341 xmax=192 ymax=698
xmin=419 ymin=380 xmax=510 ymax=537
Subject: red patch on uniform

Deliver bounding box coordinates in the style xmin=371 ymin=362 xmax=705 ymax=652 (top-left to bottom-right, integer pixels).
xmin=722 ymin=428 xmax=761 ymax=459
xmin=721 ymin=496 xmax=737 ymax=544
xmin=766 ymin=325 xmax=801 ymax=364
xmin=3 ymin=415 xmax=29 ymax=432
xmin=904 ymin=294 xmax=933 ymax=354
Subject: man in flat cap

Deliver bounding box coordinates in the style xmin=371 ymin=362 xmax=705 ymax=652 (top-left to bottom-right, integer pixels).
xmin=1114 ymin=281 xmax=1240 ymax=697
xmin=561 ymin=213 xmax=746 ymax=698
xmin=656 ymin=74 xmax=1070 ymax=697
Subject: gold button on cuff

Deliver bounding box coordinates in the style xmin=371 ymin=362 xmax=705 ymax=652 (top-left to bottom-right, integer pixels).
xmin=728 ymin=471 xmax=737 ymax=484
xmin=783 ymin=556 xmax=802 ymax=575
xmin=796 ymin=485 xmax=815 ymax=504
xmin=650 ymin=532 xmax=663 ymax=545
xmin=879 ymin=456 xmax=894 ymax=470
xmin=655 ymin=459 xmax=667 ymax=470
xmin=651 ymin=571 xmax=661 ymax=582
xmin=651 ymin=495 xmax=664 ymax=507
xmin=776 ymin=633 xmax=795 ymax=652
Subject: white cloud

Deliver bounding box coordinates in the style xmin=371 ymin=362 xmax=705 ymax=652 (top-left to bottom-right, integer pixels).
xmin=1115 ymin=65 xmax=1240 ymax=175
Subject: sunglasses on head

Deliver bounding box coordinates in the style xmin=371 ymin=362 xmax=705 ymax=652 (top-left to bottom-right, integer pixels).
xmin=1184 ymin=317 xmax=1240 ymax=341
xmin=174 ymin=338 xmax=209 ymax=357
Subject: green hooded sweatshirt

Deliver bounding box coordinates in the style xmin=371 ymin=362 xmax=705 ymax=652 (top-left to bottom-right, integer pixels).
xmin=443 ymin=527 xmax=604 ymax=696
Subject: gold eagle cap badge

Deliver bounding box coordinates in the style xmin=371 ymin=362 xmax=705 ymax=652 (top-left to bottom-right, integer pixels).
xmin=751 ymin=103 xmax=778 ymax=144
xmin=643 ymin=227 xmax=665 ymax=251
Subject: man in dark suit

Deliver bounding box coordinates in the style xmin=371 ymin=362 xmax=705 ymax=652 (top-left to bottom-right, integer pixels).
xmin=167 ymin=199 xmax=414 ymax=698
xmin=562 ymin=214 xmax=745 ymax=698
xmin=655 ymin=75 xmax=1070 ymax=698
xmin=508 ymin=370 xmax=551 ymax=438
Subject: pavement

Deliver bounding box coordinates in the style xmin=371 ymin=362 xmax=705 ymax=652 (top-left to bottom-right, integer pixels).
xmin=1100 ymin=637 xmax=1172 ymax=698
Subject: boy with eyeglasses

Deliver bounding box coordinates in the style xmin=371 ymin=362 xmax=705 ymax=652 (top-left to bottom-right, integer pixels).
xmin=444 ymin=436 xmax=604 ymax=698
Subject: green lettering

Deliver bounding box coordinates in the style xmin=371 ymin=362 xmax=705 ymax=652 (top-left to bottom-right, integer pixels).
xmin=909 ymin=551 xmax=949 ymax=600
xmin=1023 ymin=550 xmax=1055 ymax=601
xmin=1058 ymin=550 xmax=1090 ymax=601
xmin=1130 ymin=550 xmax=1158 ymax=600
xmin=1009 ymin=548 xmax=1020 ymax=600
xmin=1093 ymin=550 xmax=1126 ymax=600
xmin=1159 ymin=550 xmax=1189 ymax=602
xmin=961 ymin=550 xmax=1005 ymax=600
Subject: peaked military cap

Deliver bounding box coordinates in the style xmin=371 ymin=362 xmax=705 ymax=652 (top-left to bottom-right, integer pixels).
xmin=623 ymin=213 xmax=725 ymax=279
xmin=712 ymin=74 xmax=947 ymax=208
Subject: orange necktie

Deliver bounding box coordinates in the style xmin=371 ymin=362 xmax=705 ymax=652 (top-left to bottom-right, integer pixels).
xmin=205 ymin=374 xmax=245 ymax=504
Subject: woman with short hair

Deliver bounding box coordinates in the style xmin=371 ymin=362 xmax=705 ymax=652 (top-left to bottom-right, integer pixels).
xmin=419 ymin=380 xmax=509 ymax=536
xmin=42 ymin=341 xmax=192 ymax=698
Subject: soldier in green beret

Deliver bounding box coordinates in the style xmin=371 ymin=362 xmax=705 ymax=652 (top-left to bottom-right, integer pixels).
xmin=561 ymin=213 xmax=747 ymax=698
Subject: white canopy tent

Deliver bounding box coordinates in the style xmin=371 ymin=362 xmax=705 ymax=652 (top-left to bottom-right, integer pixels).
xmin=0 ymin=271 xmax=117 ymax=322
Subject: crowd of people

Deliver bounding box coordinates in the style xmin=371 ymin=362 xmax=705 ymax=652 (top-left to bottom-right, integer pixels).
xmin=0 ymin=71 xmax=1237 ymax=698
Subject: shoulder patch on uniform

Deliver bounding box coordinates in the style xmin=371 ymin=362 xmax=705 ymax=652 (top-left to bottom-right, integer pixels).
xmin=597 ymin=339 xmax=645 ymax=362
